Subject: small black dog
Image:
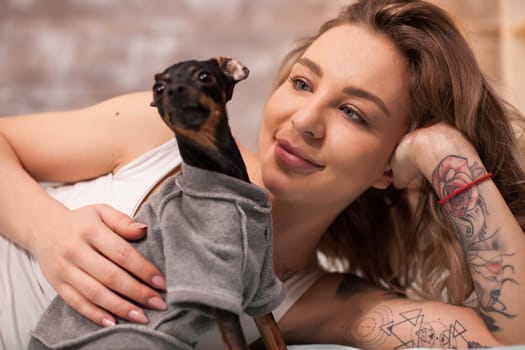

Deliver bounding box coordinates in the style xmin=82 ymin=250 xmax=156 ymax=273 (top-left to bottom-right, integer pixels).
xmin=151 ymin=57 xmax=249 ymax=181
xmin=28 ymin=57 xmax=286 ymax=350
xmin=151 ymin=56 xmax=287 ymax=350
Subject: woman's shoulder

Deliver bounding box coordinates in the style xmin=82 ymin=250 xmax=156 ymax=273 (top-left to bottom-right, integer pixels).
xmin=98 ymin=91 xmax=175 ymax=173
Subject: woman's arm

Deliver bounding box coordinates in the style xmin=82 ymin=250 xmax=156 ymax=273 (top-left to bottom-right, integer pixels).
xmin=280 ymin=273 xmax=502 ymax=348
xmin=279 ymin=124 xmax=524 ymax=347
xmin=391 ymin=122 xmax=525 ymax=344
xmin=0 ymin=91 xmax=173 ymax=326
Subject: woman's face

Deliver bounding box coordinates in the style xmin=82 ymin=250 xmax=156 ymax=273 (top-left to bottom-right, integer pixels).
xmin=258 ymin=24 xmax=410 ymax=209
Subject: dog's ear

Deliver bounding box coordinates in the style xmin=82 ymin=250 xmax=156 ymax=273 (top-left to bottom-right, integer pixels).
xmin=215 ymin=56 xmax=249 ymax=82
xmin=214 ymin=56 xmax=249 ymax=101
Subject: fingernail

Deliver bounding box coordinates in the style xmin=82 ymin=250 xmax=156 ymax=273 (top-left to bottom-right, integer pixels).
xmin=131 ymin=222 xmax=148 ymax=229
xmin=148 ymin=296 xmax=167 ymax=310
xmin=152 ymin=275 xmax=167 ymax=290
xmin=128 ymin=309 xmax=148 ymax=324
xmin=102 ymin=317 xmax=115 ymax=327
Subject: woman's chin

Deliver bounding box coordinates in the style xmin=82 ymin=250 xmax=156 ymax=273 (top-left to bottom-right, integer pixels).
xmin=260 ymin=165 xmax=295 ymax=198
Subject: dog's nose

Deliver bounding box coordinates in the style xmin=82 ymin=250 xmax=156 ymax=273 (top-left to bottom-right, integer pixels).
xmin=169 ymin=85 xmax=186 ymax=96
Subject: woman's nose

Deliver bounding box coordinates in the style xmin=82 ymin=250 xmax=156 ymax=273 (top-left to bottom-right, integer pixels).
xmin=290 ymin=104 xmax=325 ymax=139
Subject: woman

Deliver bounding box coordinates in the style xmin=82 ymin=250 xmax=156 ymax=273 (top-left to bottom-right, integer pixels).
xmin=1 ymin=0 xmax=524 ymax=348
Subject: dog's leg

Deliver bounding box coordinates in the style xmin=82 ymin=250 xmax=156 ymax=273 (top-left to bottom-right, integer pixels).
xmin=213 ymin=308 xmax=249 ymax=350
xmin=254 ymin=314 xmax=287 ymax=350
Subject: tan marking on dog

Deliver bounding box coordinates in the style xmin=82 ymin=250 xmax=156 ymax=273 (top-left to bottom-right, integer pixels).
xmin=171 ymin=93 xmax=223 ymax=152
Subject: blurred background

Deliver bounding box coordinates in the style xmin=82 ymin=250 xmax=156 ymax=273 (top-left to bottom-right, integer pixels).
xmin=1 ymin=0 xmax=524 ymax=151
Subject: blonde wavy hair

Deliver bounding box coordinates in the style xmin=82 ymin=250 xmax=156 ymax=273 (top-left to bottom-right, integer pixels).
xmin=274 ymin=0 xmax=525 ymax=304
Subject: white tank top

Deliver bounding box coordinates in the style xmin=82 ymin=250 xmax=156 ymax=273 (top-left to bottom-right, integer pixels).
xmin=33 ymin=139 xmax=323 ymax=345
xmin=42 ymin=139 xmax=182 ymax=217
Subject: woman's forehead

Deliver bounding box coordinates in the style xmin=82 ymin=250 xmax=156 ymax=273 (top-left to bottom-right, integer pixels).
xmin=303 ymin=25 xmax=404 ymax=73
xmin=301 ymin=24 xmax=410 ymax=122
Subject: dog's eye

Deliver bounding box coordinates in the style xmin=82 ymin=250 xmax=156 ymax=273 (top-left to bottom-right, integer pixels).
xmin=198 ymin=72 xmax=214 ymax=84
xmin=153 ymin=83 xmax=166 ymax=96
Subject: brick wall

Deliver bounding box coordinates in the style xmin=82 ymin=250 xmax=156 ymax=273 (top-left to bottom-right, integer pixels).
xmin=0 ymin=0 xmax=502 ymax=150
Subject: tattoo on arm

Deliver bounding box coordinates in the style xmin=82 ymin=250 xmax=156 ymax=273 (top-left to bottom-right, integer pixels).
xmin=431 ymin=155 xmax=518 ymax=330
xmin=335 ymin=275 xmax=491 ymax=348
xmin=344 ymin=305 xmax=490 ymax=349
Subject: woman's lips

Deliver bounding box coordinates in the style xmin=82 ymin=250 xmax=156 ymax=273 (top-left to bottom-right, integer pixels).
xmin=274 ymin=138 xmax=325 ymax=172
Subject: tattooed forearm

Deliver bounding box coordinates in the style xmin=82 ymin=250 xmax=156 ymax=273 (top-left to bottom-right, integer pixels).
xmin=432 ymin=155 xmax=489 ymax=225
xmin=431 ymin=155 xmax=518 ymax=328
xmin=344 ymin=305 xmax=490 ymax=349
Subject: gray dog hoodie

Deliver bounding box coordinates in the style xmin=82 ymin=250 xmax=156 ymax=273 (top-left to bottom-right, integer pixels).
xmin=29 ymin=163 xmax=285 ymax=350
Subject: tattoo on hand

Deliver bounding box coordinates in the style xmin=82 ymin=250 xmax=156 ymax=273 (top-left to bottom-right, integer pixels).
xmin=345 ymin=306 xmax=489 ymax=349
xmin=432 ymin=155 xmax=518 ymax=330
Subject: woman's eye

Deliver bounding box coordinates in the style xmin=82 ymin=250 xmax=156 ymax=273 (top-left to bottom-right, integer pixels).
xmin=340 ymin=105 xmax=368 ymax=126
xmin=289 ymin=76 xmax=312 ymax=92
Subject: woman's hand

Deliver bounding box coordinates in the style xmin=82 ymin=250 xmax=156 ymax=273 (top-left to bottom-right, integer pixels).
xmin=32 ymin=204 xmax=167 ymax=327
xmin=390 ymin=122 xmax=477 ymax=189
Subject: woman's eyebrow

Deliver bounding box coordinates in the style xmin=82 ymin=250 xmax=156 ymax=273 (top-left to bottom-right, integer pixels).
xmin=297 ymin=57 xmax=323 ymax=77
xmin=297 ymin=57 xmax=391 ymax=118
